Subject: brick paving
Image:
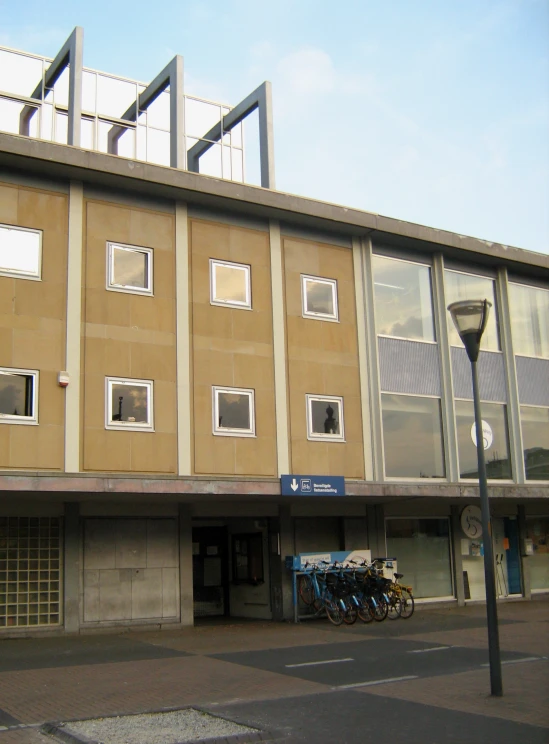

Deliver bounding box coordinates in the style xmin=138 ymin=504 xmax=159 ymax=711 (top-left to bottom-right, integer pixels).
xmin=0 ymin=598 xmax=546 ymax=743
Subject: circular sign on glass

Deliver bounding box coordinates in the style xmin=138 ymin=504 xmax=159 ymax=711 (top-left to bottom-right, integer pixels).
xmin=470 ymin=420 xmax=493 ymax=450
xmin=461 ymin=505 xmax=482 ymax=539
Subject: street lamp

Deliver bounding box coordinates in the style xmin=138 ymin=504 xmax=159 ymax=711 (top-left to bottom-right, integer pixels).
xmin=448 ymin=299 xmax=503 ymax=697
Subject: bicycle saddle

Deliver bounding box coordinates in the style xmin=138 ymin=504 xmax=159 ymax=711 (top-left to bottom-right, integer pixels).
xmin=394 ymin=572 xmax=403 ymax=579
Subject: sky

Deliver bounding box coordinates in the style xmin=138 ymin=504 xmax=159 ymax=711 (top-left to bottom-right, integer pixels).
xmin=1 ymin=0 xmax=548 ymax=254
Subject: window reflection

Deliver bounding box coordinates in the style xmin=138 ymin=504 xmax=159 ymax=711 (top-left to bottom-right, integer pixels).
xmin=310 ymin=399 xmax=341 ymax=436
xmin=112 ymin=246 xmax=148 ymax=289
xmin=373 ymin=255 xmax=435 ymax=341
xmin=509 ymin=284 xmax=549 ymax=358
xmin=211 ymin=260 xmax=250 ymax=308
xmin=110 ymin=383 xmax=149 ymax=423
xmin=215 ymin=390 xmax=253 ymax=433
xmin=381 ymin=394 xmax=445 ymax=478
xmin=0 ymin=225 xmax=41 ymax=278
xmin=445 ymin=270 xmax=499 ymax=350
xmin=304 ymin=279 xmax=335 ymax=317
xmin=520 ymin=406 xmax=549 ymax=480
xmin=0 ymin=371 xmax=34 ymax=418
xmin=455 ymin=400 xmax=511 ymax=479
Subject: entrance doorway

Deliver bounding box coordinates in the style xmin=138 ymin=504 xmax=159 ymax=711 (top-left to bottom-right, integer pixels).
xmin=192 ymin=526 xmax=229 ymax=618
xmin=492 ymin=517 xmax=522 ymax=597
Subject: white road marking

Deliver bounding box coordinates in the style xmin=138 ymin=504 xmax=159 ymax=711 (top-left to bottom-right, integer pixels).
xmin=408 ymin=646 xmax=450 ymax=654
xmin=481 ymin=656 xmax=541 ymax=667
xmin=286 ymin=657 xmax=354 ymax=668
xmin=334 ymin=675 xmax=418 ymax=689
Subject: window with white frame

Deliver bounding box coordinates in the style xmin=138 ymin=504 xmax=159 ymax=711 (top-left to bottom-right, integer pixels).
xmin=210 ymin=259 xmax=251 ymax=309
xmin=105 ymin=377 xmax=153 ymax=430
xmin=0 ymin=224 xmax=42 ymax=280
xmin=213 ymin=386 xmax=255 ymax=436
xmin=107 ymin=242 xmax=153 ymax=294
xmin=306 ymin=395 xmax=345 ymax=441
xmin=0 ymin=368 xmax=38 ymax=424
xmin=301 ymin=275 xmax=338 ymax=321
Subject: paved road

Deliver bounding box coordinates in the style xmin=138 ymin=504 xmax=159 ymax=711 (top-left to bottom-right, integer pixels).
xmin=0 ymin=600 xmax=546 ymax=743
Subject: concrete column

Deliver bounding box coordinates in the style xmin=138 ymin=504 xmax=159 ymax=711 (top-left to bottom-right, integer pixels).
xmin=63 ymin=502 xmax=80 ymax=633
xmin=517 ymin=504 xmax=531 ymax=599
xmin=451 ymin=505 xmax=466 ymax=606
xmin=367 ymin=504 xmax=385 ymax=558
xmin=175 ymin=202 xmax=192 ymax=476
xmin=64 ymin=181 xmax=84 ymax=473
xmin=269 ymin=220 xmax=290 ymax=476
xmin=352 ymin=237 xmax=374 ymax=480
xmin=277 ymin=505 xmax=294 ymax=620
xmin=178 ymin=504 xmax=194 ymax=626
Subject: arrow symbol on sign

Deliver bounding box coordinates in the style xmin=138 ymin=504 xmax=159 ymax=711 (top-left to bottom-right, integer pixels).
xmin=290 ymin=478 xmax=299 ymax=491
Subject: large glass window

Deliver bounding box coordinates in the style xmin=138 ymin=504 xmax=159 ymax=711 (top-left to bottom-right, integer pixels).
xmin=0 ymin=368 xmax=38 ymax=424
xmin=455 ymin=400 xmax=511 ymax=479
xmin=373 ymin=255 xmax=435 ymax=341
xmin=0 ymin=224 xmax=42 ymax=280
xmin=525 ymin=517 xmax=549 ymax=591
xmin=521 ymin=406 xmax=549 ymax=481
xmin=509 ymin=283 xmax=549 ymax=358
xmin=381 ymin=394 xmax=445 ymax=478
xmin=106 ymin=378 xmax=153 ymax=431
xmin=107 ymin=242 xmax=153 ymax=295
xmin=445 ymin=270 xmax=499 ymax=351
xmin=213 ymin=386 xmax=255 ymax=437
xmin=386 ymin=518 xmax=453 ymax=598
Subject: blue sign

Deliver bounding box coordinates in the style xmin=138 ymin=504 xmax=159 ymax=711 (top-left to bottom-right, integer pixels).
xmin=280 ymin=474 xmax=345 ymax=496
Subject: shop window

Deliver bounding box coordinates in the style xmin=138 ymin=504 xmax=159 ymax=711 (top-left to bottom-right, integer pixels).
xmin=509 ymin=283 xmax=549 ymax=358
xmin=210 ymin=259 xmax=251 ymax=309
xmin=0 ymin=368 xmax=38 ymax=424
xmin=445 ymin=269 xmax=500 ymax=351
xmin=306 ymin=395 xmax=345 ymax=442
xmin=107 ymin=242 xmax=153 ymax=295
xmin=373 ymin=254 xmax=435 ymax=341
xmin=213 ymin=386 xmax=255 ymax=437
xmin=0 ymin=223 xmax=42 ymax=280
xmin=525 ymin=517 xmax=549 ymax=591
xmin=381 ymin=394 xmax=445 ymax=478
xmin=455 ymin=400 xmax=511 ymax=480
xmin=386 ymin=518 xmax=453 ymax=598
xmin=520 ymin=406 xmax=549 ymax=481
xmin=232 ymin=533 xmax=264 ymax=585
xmin=105 ymin=377 xmax=154 ymax=431
xmin=301 ymin=275 xmax=338 ymax=321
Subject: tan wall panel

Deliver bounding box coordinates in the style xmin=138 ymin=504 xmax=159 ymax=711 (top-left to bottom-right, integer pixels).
xmin=82 ymin=200 xmax=177 ymax=474
xmin=284 ymin=237 xmax=364 ymax=479
xmin=0 ymin=182 xmax=67 ymax=471
xmin=190 ymin=219 xmax=277 ymax=476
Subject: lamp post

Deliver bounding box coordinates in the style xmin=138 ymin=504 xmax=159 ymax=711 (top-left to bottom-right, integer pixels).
xmin=447 ymin=299 xmax=503 ymax=697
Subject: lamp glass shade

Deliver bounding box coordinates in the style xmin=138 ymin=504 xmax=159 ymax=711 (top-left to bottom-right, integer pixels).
xmin=447 ymin=299 xmax=491 ymax=340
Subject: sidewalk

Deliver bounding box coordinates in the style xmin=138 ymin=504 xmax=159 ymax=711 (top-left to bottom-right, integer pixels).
xmin=0 ymin=599 xmax=547 ymax=743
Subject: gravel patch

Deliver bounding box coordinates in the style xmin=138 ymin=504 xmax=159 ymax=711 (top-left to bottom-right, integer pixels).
xmin=48 ymin=709 xmax=263 ymax=744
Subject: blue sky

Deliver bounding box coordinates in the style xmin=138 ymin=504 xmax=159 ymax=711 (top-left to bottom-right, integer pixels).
xmin=1 ymin=0 xmax=548 ymax=253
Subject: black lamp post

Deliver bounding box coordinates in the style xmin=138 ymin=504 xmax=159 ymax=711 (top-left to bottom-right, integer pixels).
xmin=447 ymin=299 xmax=503 ymax=697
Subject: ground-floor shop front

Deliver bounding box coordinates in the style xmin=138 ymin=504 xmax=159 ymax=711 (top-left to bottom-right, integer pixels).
xmin=1 ymin=484 xmax=548 ymax=634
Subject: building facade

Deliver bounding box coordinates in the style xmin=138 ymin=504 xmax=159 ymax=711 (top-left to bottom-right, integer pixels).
xmin=0 ymin=30 xmax=548 ymax=634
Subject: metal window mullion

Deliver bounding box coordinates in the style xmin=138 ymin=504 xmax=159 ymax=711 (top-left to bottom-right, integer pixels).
xmin=496 ymin=267 xmax=525 ymax=483
xmin=432 ymin=254 xmax=459 ymax=482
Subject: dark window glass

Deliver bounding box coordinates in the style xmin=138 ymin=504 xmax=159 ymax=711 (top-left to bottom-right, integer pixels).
xmin=455 ymin=400 xmax=511 ymax=479
xmin=232 ymin=533 xmax=264 ymax=584
xmin=381 ymin=394 xmax=445 ymax=478
xmin=0 ymin=372 xmax=34 ymax=417
xmin=310 ymin=399 xmax=341 ymax=436
xmin=218 ymin=392 xmax=251 ymax=430
xmin=111 ymin=383 xmax=149 ymax=423
xmin=521 ymin=406 xmax=549 ymax=480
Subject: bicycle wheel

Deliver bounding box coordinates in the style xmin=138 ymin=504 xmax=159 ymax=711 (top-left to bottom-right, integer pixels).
xmin=298 ymin=574 xmax=314 ymax=606
xmin=343 ymin=600 xmax=358 ymax=625
xmin=358 ymin=598 xmax=374 ymax=623
xmin=324 ymin=599 xmax=344 ymax=626
xmin=399 ymin=589 xmax=415 ymax=619
xmin=373 ymin=596 xmax=388 ymax=622
xmin=387 ymin=592 xmax=403 ymax=620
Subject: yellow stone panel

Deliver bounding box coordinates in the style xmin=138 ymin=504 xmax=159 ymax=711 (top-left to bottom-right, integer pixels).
xmin=130 ymin=431 xmax=176 ymax=473
xmin=18 ymin=190 xmax=68 ymax=233
xmin=86 ymin=201 xmax=131 ymax=244
xmin=83 ymin=428 xmax=132 ymax=471
xmin=234 ymin=435 xmax=276 ymax=476
xmin=0 ymin=183 xmax=18 ymax=223
xmin=14 ymin=278 xmax=65 ymax=320
xmin=130 ymin=342 xmax=176 ymax=382
xmin=194 ymin=433 xmax=235 ymax=475
xmin=10 ymin=424 xmax=63 ymax=470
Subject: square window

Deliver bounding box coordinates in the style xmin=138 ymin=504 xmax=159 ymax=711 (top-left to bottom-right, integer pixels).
xmin=213 ymin=386 xmax=255 ymax=437
xmin=301 ymin=275 xmax=338 ymax=321
xmin=210 ymin=259 xmax=251 ymax=309
xmin=105 ymin=378 xmax=153 ymax=431
xmin=0 ymin=224 xmax=42 ymax=280
xmin=107 ymin=242 xmax=153 ymax=294
xmin=306 ymin=395 xmax=345 ymax=441
xmin=0 ymin=369 xmax=38 ymax=424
